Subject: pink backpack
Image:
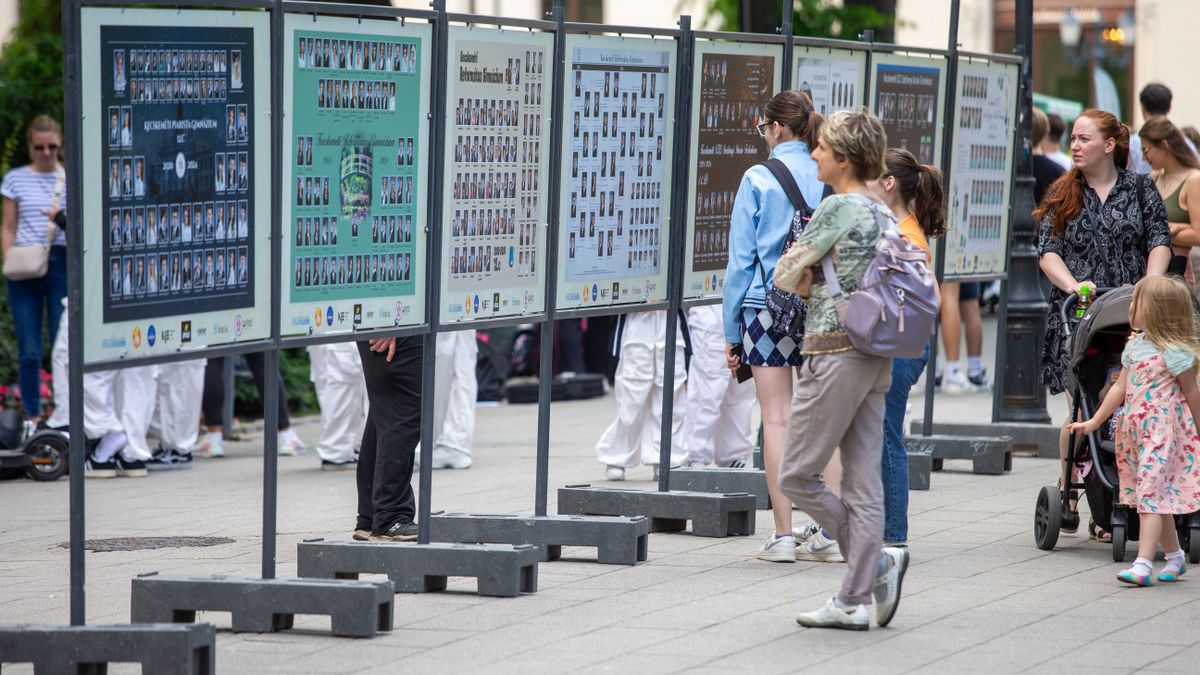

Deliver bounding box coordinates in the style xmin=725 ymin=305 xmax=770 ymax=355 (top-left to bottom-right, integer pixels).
xmin=819 ymin=195 xmax=939 ymax=359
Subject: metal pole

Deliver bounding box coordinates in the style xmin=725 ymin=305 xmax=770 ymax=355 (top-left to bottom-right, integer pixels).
xmin=995 ymin=0 xmax=1050 ymax=423
xmin=861 ymin=29 xmax=875 ymax=106
xmin=222 ymin=357 xmax=235 ymax=435
xmin=656 ymin=15 xmax=693 ymax=492
xmin=63 ymin=0 xmax=85 ymax=627
xmin=417 ymin=0 xmax=449 ymax=544
xmin=921 ymin=0 xmax=960 ymax=438
xmin=261 ymin=0 xmax=285 ymax=579
xmin=534 ymin=0 xmax=565 ymax=517
xmin=780 ymin=0 xmax=794 ymax=90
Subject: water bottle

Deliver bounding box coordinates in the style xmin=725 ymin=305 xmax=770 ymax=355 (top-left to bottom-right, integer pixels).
xmin=1075 ymin=283 xmax=1092 ymax=318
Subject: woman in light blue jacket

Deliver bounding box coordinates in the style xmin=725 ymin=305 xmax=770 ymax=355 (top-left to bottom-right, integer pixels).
xmin=723 ymin=90 xmax=832 ymax=564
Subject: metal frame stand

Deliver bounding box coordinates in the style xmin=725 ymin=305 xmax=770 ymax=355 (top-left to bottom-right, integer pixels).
xmin=555 ymin=16 xmax=758 ymax=538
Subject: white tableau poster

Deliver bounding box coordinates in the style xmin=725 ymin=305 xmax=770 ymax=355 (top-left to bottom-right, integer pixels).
xmin=558 ymin=35 xmax=675 ymax=310
xmin=946 ymin=59 xmax=1019 ymax=279
xmin=793 ymin=46 xmax=866 ymax=116
xmin=442 ymin=26 xmax=552 ymax=323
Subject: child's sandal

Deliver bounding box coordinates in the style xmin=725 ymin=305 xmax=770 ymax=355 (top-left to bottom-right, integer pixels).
xmin=1117 ymin=568 xmax=1154 ymax=586
xmin=1088 ymin=520 xmax=1112 ymax=543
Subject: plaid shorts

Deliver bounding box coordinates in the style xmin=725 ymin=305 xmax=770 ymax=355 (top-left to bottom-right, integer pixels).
xmin=740 ymin=307 xmax=802 ymax=367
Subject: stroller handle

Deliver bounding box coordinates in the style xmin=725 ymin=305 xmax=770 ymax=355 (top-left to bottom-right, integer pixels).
xmin=1059 ymin=286 xmax=1120 ymax=336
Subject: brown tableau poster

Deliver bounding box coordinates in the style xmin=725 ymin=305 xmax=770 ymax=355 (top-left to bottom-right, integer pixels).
xmin=689 ymin=50 xmax=776 ymax=288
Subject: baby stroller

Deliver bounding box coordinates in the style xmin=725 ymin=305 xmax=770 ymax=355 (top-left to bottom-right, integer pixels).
xmin=1033 ymin=287 xmax=1200 ymax=563
xmin=0 ymin=409 xmax=68 ymax=481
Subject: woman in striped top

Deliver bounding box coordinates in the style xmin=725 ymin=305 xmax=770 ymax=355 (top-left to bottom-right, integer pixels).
xmin=1 ymin=115 xmax=68 ymax=422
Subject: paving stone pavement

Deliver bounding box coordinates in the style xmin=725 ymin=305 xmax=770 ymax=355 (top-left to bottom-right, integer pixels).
xmin=3 ymin=337 xmax=1199 ymax=673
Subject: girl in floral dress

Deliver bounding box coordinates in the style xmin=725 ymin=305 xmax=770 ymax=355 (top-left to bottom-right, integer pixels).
xmin=1069 ymin=275 xmax=1200 ymax=586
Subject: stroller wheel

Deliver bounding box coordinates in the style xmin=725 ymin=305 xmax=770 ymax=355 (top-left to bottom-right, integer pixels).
xmin=1034 ymin=485 xmax=1061 ymax=550
xmin=1190 ymin=526 xmax=1200 ymax=565
xmin=1112 ymin=524 xmax=1128 ymax=562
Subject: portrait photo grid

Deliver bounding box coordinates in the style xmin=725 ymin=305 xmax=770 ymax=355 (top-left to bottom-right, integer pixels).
xmin=565 ymin=47 xmax=669 ymax=285
xmin=448 ymin=41 xmax=547 ymax=293
xmin=103 ymin=27 xmax=255 ymax=323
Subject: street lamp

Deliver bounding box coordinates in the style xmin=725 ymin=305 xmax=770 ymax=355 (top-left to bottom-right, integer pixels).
xmin=1059 ymin=6 xmax=1135 ymax=69
xmin=1060 ymin=8 xmax=1082 ymax=50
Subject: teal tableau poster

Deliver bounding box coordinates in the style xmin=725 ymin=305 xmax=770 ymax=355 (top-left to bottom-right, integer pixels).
xmin=281 ymin=15 xmax=430 ymax=335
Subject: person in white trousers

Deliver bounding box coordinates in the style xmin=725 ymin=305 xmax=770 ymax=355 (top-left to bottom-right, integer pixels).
xmin=418 ymin=330 xmax=477 ymax=469
xmin=308 ymin=341 xmax=368 ymax=470
xmin=683 ymin=304 xmax=755 ymax=468
xmin=153 ymin=361 xmax=206 ymax=459
xmin=596 ymin=310 xmax=687 ymax=480
xmin=46 ymin=302 xmax=141 ymax=477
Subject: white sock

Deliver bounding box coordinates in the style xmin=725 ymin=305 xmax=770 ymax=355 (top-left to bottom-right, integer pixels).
xmin=947 ymin=362 xmax=963 ymax=379
xmin=94 ymin=431 xmax=127 ymax=462
xmin=1131 ymin=557 xmax=1153 ymax=576
xmin=967 ymin=356 xmax=983 ymax=375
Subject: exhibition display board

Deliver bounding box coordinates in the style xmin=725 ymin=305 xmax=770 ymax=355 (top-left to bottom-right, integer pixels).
xmin=793 ymin=44 xmax=867 ymax=116
xmin=683 ymin=39 xmax=781 ymax=301
xmin=280 ymin=14 xmax=432 ymax=336
xmin=557 ymin=33 xmax=676 ymax=311
xmin=81 ymin=7 xmax=272 ymax=364
xmin=870 ymin=52 xmax=947 ymax=169
xmin=945 ymin=57 xmax=1020 ymax=279
xmin=440 ymin=25 xmax=553 ymax=323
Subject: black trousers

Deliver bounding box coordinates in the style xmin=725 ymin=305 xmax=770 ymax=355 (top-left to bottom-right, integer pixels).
xmin=356 ymin=337 xmax=423 ymax=533
xmin=201 ymin=354 xmax=290 ymax=430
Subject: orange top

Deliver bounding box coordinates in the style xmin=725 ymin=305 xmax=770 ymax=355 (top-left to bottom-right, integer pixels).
xmin=898 ymin=214 xmax=930 ymax=261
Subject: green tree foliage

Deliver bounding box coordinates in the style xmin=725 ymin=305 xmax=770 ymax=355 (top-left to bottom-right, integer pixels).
xmin=1 ymin=0 xmax=65 ymax=173
xmin=702 ymin=0 xmax=893 ymax=41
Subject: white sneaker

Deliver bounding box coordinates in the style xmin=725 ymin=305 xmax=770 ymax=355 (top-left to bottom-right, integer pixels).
xmin=792 ymin=520 xmax=820 ymax=543
xmin=278 ymin=429 xmax=306 ymax=456
xmin=796 ymin=597 xmax=869 ymax=631
xmin=941 ymin=371 xmax=972 ymax=395
xmin=431 ymin=448 xmax=472 ymax=469
xmin=755 ymin=534 xmax=796 ymax=563
xmin=196 ymin=433 xmax=224 ymax=458
xmin=605 ymin=465 xmax=625 ymax=481
xmin=796 ymin=530 xmax=845 ymax=562
xmin=873 ymin=547 xmax=910 ymax=627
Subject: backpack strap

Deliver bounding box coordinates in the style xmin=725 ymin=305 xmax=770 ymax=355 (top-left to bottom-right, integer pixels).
xmin=820 ymin=194 xmax=895 ymax=298
xmin=760 ymin=158 xmax=811 ymax=213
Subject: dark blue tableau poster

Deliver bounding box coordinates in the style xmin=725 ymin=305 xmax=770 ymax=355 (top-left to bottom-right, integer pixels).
xmin=101 ymin=25 xmax=255 ymax=323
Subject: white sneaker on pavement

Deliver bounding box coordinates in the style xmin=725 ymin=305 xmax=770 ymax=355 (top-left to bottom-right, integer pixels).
xmin=796 ymin=530 xmax=845 ymax=562
xmin=792 ymin=520 xmax=820 ymax=543
xmin=873 ymin=547 xmax=910 ymax=627
xmin=605 ymin=465 xmax=625 ymax=481
xmin=431 ymin=448 xmax=472 ymax=469
xmin=941 ymin=371 xmax=972 ymax=395
xmin=796 ymin=597 xmax=869 ymax=631
xmin=278 ymin=429 xmax=306 ymax=456
xmin=195 ymin=432 xmax=224 ymax=458
xmin=755 ymin=533 xmax=796 ymax=563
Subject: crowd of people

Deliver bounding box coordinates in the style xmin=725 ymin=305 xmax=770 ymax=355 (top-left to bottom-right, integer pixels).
xmin=6 ymin=77 xmax=1200 ymax=630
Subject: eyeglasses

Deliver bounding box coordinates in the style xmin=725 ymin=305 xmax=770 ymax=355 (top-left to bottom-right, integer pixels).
xmin=756 ymin=119 xmax=772 ymax=138
xmin=32 ymin=144 xmax=60 ymax=153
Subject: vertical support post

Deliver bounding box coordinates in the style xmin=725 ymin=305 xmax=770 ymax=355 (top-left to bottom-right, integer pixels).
xmin=995 ymin=0 xmax=1049 ymax=423
xmin=780 ymin=0 xmax=794 ymax=90
xmin=62 ymin=0 xmax=85 ymax=627
xmin=656 ymin=16 xmax=693 ymax=492
xmin=534 ymin=0 xmax=566 ymax=517
xmin=261 ymin=0 xmax=285 ymax=580
xmin=222 ymin=357 xmax=235 ymax=435
xmin=417 ymin=0 xmax=449 ymax=544
xmin=920 ymin=0 xmax=960 ymax=438
xmin=861 ymin=30 xmax=875 ymax=106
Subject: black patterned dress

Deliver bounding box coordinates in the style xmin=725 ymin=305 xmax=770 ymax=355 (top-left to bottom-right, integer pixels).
xmin=1037 ymin=169 xmax=1172 ymax=395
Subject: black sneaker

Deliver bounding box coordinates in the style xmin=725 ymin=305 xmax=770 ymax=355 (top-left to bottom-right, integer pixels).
xmin=370 ymin=519 xmax=418 ymax=542
xmin=115 ymin=455 xmax=148 ymax=477
xmin=84 ymin=453 xmax=117 ymax=478
xmin=321 ymin=458 xmax=358 ymax=472
xmin=147 ymin=448 xmax=193 ymax=471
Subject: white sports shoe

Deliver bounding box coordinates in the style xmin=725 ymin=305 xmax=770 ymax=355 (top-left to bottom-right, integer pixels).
xmin=941 ymin=371 xmax=972 ymax=395
xmin=755 ymin=534 xmax=796 ymax=563
xmin=796 ymin=597 xmax=869 ymax=631
xmin=431 ymin=448 xmax=472 ymax=469
xmin=278 ymin=429 xmax=307 ymax=456
xmin=793 ymin=520 xmax=820 ymax=543
xmin=605 ymin=465 xmax=626 ymax=481
xmin=873 ymin=547 xmax=910 ymax=627
xmin=195 ymin=433 xmax=224 ymax=458
xmin=796 ymin=530 xmax=845 ymax=562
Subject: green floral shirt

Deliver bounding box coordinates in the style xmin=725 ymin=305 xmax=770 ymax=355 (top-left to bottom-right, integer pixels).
xmin=775 ymin=193 xmax=887 ymax=354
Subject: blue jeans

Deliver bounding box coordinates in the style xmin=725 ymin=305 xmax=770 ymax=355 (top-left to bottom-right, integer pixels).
xmin=6 ymin=246 xmax=68 ymax=418
xmin=881 ymin=342 xmax=930 ymax=544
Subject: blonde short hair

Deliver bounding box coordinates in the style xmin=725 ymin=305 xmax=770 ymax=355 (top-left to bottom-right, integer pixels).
xmin=820 ymin=107 xmax=887 ymax=181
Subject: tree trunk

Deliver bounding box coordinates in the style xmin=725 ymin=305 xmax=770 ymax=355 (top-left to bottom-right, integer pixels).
xmin=845 ymin=0 xmax=896 ymax=43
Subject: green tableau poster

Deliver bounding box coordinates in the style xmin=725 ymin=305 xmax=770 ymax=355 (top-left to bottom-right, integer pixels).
xmin=281 ymin=15 xmax=430 ymax=335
